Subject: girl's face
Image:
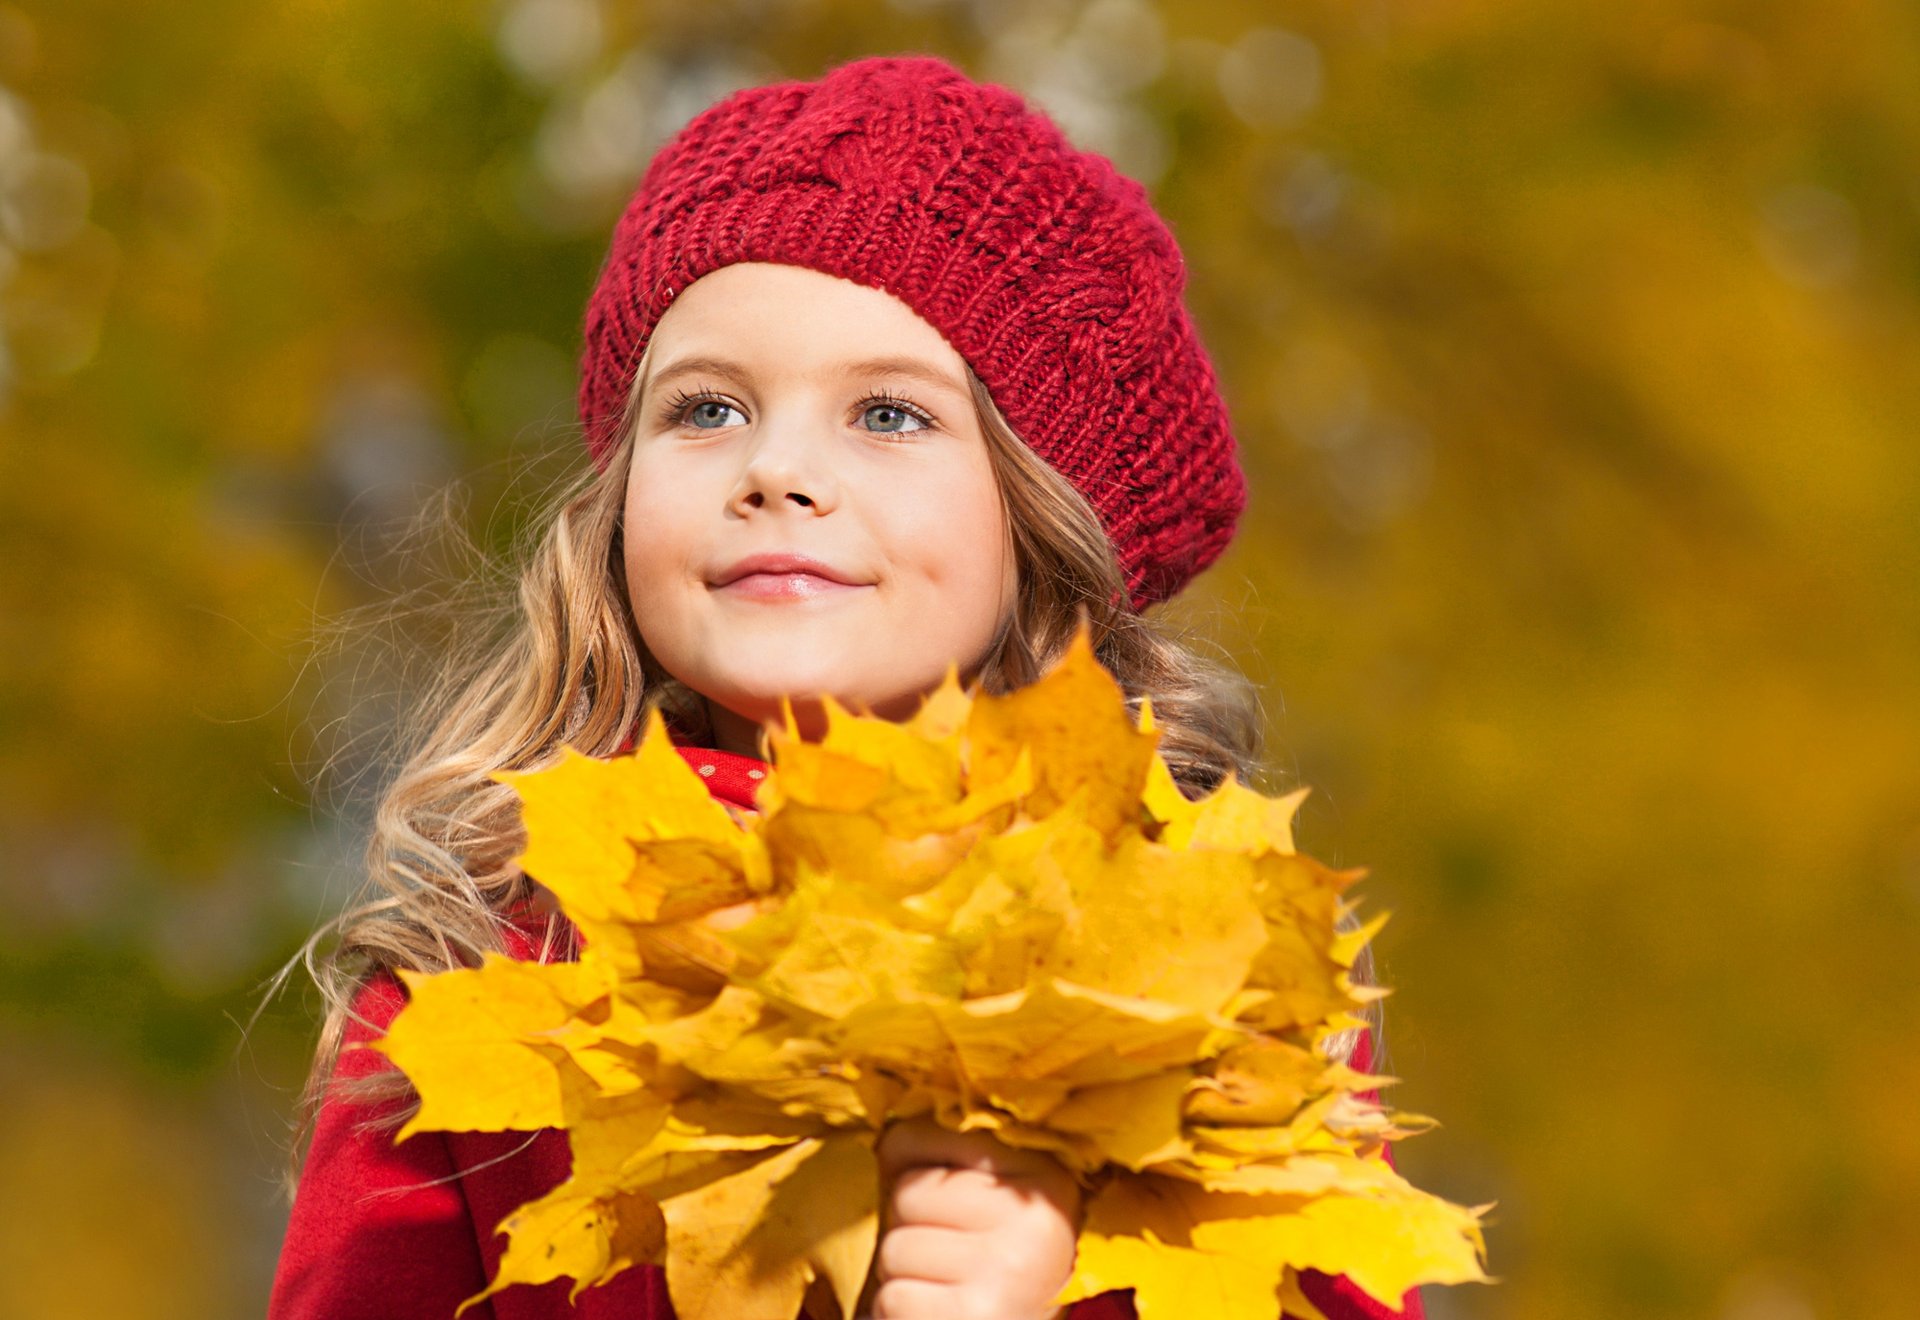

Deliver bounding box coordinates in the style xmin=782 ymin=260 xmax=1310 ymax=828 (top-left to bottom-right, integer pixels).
xmin=623 ymin=262 xmax=1016 ymax=753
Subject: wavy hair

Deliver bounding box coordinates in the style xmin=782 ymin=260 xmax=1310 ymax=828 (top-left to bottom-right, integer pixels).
xmin=285 ymin=353 xmax=1278 ymax=1179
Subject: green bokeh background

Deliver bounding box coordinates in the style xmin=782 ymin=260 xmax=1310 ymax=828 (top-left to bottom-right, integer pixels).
xmin=3 ymin=2 xmax=1916 ymax=1316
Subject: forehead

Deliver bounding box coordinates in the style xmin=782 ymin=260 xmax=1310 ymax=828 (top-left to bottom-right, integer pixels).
xmin=642 ymin=263 xmax=969 ymax=393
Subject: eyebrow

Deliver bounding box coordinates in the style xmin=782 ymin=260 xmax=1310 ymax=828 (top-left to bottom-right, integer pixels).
xmin=643 ymin=354 xmax=970 ymax=402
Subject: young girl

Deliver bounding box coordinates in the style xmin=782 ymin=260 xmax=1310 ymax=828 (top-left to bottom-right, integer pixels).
xmin=271 ymin=54 xmax=1424 ymax=1320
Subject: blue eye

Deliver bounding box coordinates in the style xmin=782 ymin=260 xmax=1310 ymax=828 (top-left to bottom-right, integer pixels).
xmin=861 ymin=396 xmax=931 ymax=434
xmin=683 ymin=397 xmax=744 ymax=429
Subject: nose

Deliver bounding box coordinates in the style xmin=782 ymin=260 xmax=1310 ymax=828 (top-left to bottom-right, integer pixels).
xmin=725 ymin=412 xmax=839 ymax=516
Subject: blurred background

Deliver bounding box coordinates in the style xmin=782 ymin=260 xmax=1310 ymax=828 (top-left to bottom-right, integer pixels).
xmin=2 ymin=0 xmax=1916 ymax=1316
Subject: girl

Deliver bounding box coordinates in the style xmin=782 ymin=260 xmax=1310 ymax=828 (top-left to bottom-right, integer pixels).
xmin=271 ymin=54 xmax=1423 ymax=1320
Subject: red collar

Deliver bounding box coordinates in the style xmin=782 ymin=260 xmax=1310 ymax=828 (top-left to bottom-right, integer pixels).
xmin=671 ymin=745 xmax=768 ymax=810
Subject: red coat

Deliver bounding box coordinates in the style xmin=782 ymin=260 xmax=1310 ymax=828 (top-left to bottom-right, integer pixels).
xmin=270 ymin=746 xmax=1424 ymax=1320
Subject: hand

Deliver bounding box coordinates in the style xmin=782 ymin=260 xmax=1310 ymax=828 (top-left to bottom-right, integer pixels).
xmin=870 ymin=1119 xmax=1081 ymax=1320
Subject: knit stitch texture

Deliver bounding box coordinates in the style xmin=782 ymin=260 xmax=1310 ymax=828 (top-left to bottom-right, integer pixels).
xmin=578 ymin=53 xmax=1244 ymax=607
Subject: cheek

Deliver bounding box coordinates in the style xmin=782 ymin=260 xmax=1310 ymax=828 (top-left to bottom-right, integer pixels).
xmin=622 ymin=464 xmax=700 ymax=615
xmin=887 ymin=458 xmax=1013 ymax=621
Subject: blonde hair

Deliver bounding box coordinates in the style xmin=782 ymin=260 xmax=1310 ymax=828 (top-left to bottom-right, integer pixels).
xmin=286 ymin=353 xmax=1275 ymax=1176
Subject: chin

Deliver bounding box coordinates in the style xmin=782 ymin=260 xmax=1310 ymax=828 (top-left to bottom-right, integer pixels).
xmin=710 ymin=657 xmax=875 ymax=714
xmin=706 ymin=658 xmax=938 ymax=729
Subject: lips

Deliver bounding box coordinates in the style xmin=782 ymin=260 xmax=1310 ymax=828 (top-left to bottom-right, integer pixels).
xmin=710 ymin=553 xmax=871 ymax=600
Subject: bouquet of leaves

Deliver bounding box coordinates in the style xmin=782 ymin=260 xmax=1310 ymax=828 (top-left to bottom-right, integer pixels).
xmin=376 ymin=635 xmax=1488 ymax=1319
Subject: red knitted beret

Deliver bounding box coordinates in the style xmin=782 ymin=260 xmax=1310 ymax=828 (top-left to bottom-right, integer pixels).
xmin=578 ymin=53 xmax=1244 ymax=608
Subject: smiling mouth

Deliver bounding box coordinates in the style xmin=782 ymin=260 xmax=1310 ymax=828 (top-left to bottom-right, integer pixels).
xmin=712 ymin=572 xmax=871 ymax=602
xmin=710 ymin=551 xmax=871 ymax=599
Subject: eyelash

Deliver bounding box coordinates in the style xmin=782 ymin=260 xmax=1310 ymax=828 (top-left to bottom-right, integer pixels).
xmin=658 ymin=385 xmax=937 ymax=433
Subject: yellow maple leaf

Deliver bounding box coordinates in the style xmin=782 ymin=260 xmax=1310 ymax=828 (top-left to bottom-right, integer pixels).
xmin=471 ymin=1182 xmax=666 ymax=1313
xmin=1032 ymin=828 xmax=1269 ymax=1015
xmin=1066 ymin=1169 xmax=1487 ymax=1316
xmin=459 ymin=1062 xmax=674 ymax=1311
xmin=1186 ymin=1035 xmax=1338 ymax=1127
xmin=963 ymin=630 xmax=1159 ymax=839
xmin=1045 ymin=1069 xmax=1193 ymax=1170
xmin=1183 ymin=778 xmax=1311 ymax=856
xmin=730 ymin=872 xmax=966 ymax=1017
xmin=378 ymin=629 xmax=1488 ymax=1317
xmin=658 ymin=1136 xmax=878 ymax=1320
xmin=494 ymin=722 xmax=768 ymax=966
xmin=375 ymin=956 xmax=613 ymax=1139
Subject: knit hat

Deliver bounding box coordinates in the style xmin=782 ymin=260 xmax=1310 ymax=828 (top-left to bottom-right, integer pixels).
xmin=578 ymin=53 xmax=1244 ymax=608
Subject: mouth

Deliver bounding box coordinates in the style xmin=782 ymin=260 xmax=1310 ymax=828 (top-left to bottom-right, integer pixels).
xmin=709 ymin=553 xmax=872 ymax=601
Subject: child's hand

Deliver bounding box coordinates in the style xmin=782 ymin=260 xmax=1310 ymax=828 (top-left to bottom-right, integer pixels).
xmin=872 ymin=1118 xmax=1081 ymax=1320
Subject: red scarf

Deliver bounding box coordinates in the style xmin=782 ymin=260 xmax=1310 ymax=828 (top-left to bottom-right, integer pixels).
xmin=671 ymin=745 xmax=768 ymax=812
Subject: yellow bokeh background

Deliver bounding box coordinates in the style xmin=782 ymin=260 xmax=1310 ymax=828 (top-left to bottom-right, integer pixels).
xmin=3 ymin=2 xmax=1915 ymax=1316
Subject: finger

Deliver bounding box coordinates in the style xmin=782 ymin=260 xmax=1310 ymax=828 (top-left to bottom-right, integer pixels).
xmin=889 ymin=1165 xmax=1010 ymax=1230
xmin=870 ymin=1276 xmax=959 ymax=1320
xmin=876 ymin=1223 xmax=970 ymax=1285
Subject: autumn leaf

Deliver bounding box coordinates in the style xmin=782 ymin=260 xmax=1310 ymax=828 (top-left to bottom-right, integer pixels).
xmin=659 ymin=1135 xmax=879 ymax=1320
xmin=1065 ymin=1169 xmax=1488 ymax=1317
xmin=379 ymin=630 xmax=1489 ymax=1317
xmin=492 ymin=720 xmax=769 ymax=966
xmin=375 ymin=956 xmax=614 ymax=1139
xmin=475 ymin=1180 xmax=666 ymax=1312
xmin=962 ymin=633 xmax=1158 ymax=839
